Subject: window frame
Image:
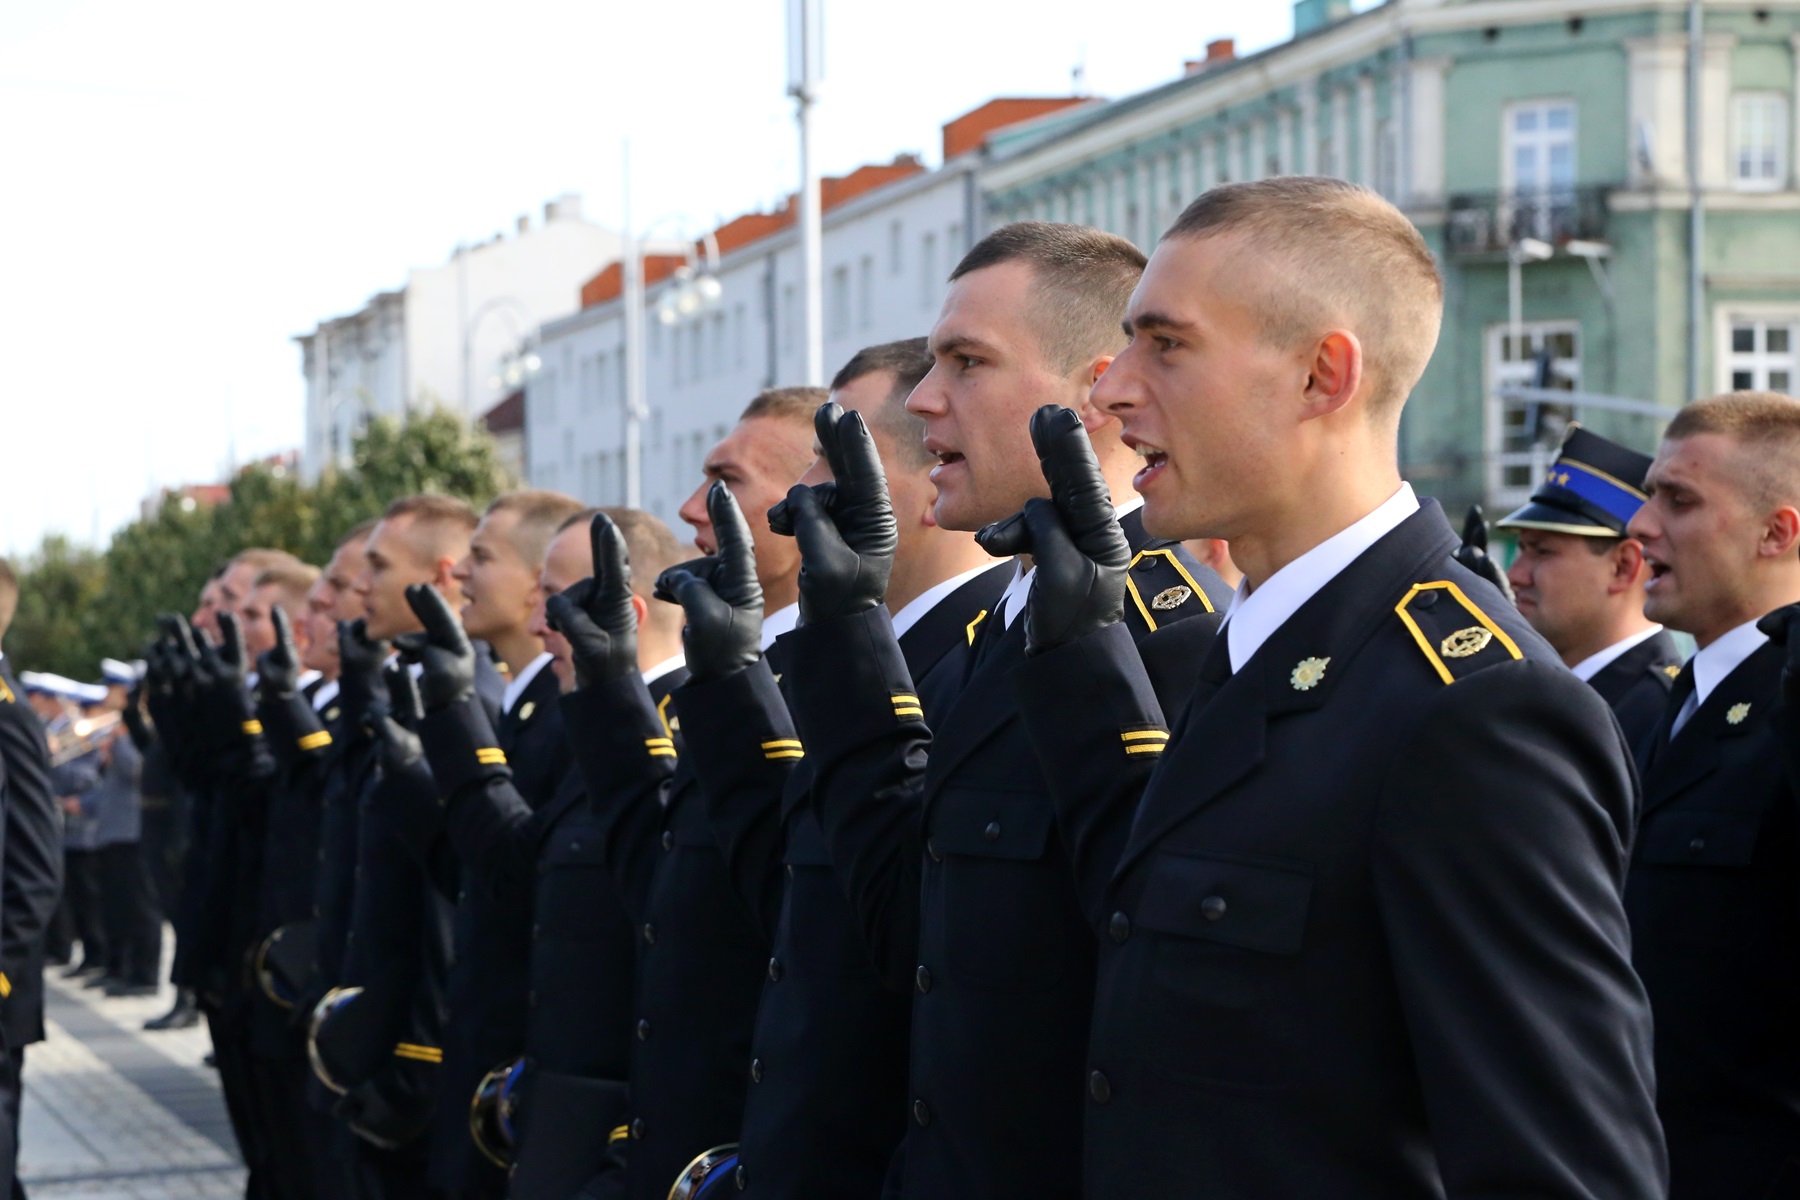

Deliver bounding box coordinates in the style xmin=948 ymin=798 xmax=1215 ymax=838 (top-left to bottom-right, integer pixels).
xmin=1730 ymin=91 xmax=1789 ymax=193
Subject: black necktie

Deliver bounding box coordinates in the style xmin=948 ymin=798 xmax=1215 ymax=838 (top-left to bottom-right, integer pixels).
xmin=1647 ymin=660 xmax=1697 ymax=767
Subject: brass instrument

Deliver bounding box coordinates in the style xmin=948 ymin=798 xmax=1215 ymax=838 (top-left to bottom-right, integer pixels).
xmin=306 ymin=986 xmax=364 ymax=1095
xmin=49 ymin=712 xmax=123 ymax=767
xmin=668 ymin=1144 xmax=740 ymax=1200
xmin=254 ymin=921 xmax=316 ymax=1010
xmin=469 ymin=1056 xmax=527 ymax=1168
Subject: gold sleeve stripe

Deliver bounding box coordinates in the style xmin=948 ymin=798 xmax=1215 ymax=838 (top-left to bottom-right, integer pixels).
xmin=608 ymin=1124 xmax=630 ymax=1144
xmin=297 ymin=730 xmax=333 ymax=751
xmin=1394 ymin=581 xmax=1525 ymax=685
xmin=241 ymin=720 xmax=265 ymax=736
xmin=393 ymin=1043 xmax=443 ymax=1064
xmin=965 ymin=609 xmax=989 ymax=645
xmin=890 ymin=695 xmax=919 ymax=707
xmin=893 ymin=707 xmax=923 ymax=720
xmin=645 ymin=738 xmax=677 ymax=758
xmin=1123 ymin=743 xmax=1166 ymax=756
xmin=474 ymin=748 xmax=508 ymax=765
xmin=763 ymin=749 xmax=806 ymax=761
xmin=1119 ymin=730 xmax=1170 ymax=742
xmin=760 ymin=739 xmax=804 ymax=750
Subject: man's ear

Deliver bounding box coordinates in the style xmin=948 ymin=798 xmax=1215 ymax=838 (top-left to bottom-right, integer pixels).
xmin=1075 ymin=355 xmax=1118 ymax=432
xmin=1760 ymin=505 xmax=1800 ymax=559
xmin=629 ymin=592 xmax=650 ymax=630
xmin=1610 ymin=539 xmax=1648 ymax=594
xmin=1300 ymin=330 xmax=1364 ymax=422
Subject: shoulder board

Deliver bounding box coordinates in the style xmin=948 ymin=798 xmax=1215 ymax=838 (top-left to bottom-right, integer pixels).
xmin=0 ymin=677 xmax=12 ymax=705
xmin=1394 ymin=581 xmax=1524 ymax=684
xmin=1125 ymin=547 xmax=1216 ymax=632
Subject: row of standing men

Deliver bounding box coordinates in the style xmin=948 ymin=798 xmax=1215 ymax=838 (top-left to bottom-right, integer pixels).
xmin=143 ymin=180 xmax=1794 ymax=1200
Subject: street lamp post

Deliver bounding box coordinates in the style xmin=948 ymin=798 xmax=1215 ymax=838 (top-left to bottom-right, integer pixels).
xmin=789 ymin=0 xmax=825 ymax=386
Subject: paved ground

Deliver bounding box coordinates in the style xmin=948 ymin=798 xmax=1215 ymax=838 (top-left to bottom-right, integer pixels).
xmin=19 ymin=934 xmax=245 ymax=1199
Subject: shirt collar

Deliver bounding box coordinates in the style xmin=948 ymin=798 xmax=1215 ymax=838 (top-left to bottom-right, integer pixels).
xmin=641 ymin=653 xmax=686 ymax=687
xmin=1690 ymin=617 xmax=1769 ymax=710
xmin=761 ymin=603 xmax=800 ymax=650
xmin=1113 ymin=494 xmax=1146 ymax=520
xmin=311 ymin=678 xmax=341 ymax=711
xmin=1569 ymin=626 xmax=1665 ymax=683
xmin=1224 ymin=483 xmax=1420 ymax=673
xmin=891 ymin=563 xmax=1001 ymax=640
xmin=501 ymin=652 xmax=554 ymax=715
xmin=1000 ymin=563 xmax=1034 ymax=629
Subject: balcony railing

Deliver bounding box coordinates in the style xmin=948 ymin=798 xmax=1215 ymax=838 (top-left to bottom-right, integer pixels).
xmin=1444 ymin=187 xmax=1609 ymax=256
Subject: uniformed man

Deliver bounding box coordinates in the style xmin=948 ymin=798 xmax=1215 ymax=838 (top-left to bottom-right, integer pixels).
xmin=771 ymin=222 xmax=1225 ymax=1199
xmin=1624 ymin=390 xmax=1800 ymax=1198
xmin=91 ymin=659 xmax=158 ymax=997
xmin=1001 ymin=176 xmax=1662 ymax=1197
xmin=1499 ymin=425 xmax=1682 ymax=750
xmin=45 ymin=681 xmax=107 ymax=984
xmin=666 ymin=340 xmax=1007 ymax=1199
xmin=0 ymin=556 xmax=57 ymax=1200
xmin=405 ymin=506 xmax=684 ymax=1196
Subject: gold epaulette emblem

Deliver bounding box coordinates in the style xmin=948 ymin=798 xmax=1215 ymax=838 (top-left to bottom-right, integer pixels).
xmin=1151 ymin=586 xmax=1192 ymax=611
xmin=518 ymin=701 xmax=536 ymax=722
xmin=1290 ymin=657 xmax=1330 ymax=691
xmin=1727 ymin=702 xmax=1751 ymax=725
xmin=1439 ymin=627 xmax=1492 ymax=659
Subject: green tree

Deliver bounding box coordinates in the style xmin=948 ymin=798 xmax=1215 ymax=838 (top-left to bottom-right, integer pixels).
xmin=3 ymin=406 xmax=513 ymax=680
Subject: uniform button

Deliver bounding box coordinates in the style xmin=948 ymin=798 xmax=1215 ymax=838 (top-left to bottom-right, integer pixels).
xmin=570 ymin=840 xmax=582 ymax=852
xmin=983 ymin=821 xmax=1000 ymax=842
xmin=1108 ymin=912 xmax=1130 ymax=943
xmin=915 ymin=965 xmax=932 ymax=993
xmin=1200 ymin=895 xmax=1227 ymax=921
xmin=636 ymin=1018 xmax=651 ymax=1041
xmin=750 ymin=1058 xmax=763 ymax=1083
xmin=912 ymin=1099 xmax=931 ymax=1126
xmin=1414 ymin=589 xmax=1439 ymax=609
xmin=662 ymin=830 xmax=674 ymax=850
xmin=767 ymin=957 xmax=782 ymax=982
xmin=642 ymin=923 xmax=656 ymax=945
xmin=1088 ymin=1070 xmax=1112 ymax=1104
xmin=1134 ymin=557 xmax=1157 ymax=573
xmin=927 ymin=838 xmax=943 ymax=863
xmin=735 ymin=1165 xmax=747 ymax=1190
xmin=1689 ymin=837 xmax=1707 ymax=853
xmin=630 ymin=1118 xmax=644 ymax=1140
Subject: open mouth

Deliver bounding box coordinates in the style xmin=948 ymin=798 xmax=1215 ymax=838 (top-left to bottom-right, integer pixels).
xmin=928 ymin=449 xmax=965 ymax=483
xmin=1645 ymin=559 xmax=1672 ymax=590
xmin=1132 ymin=445 xmax=1169 ymax=491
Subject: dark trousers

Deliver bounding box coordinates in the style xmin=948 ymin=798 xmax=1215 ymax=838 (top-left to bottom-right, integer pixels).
xmin=51 ymin=849 xmax=106 ymax=968
xmin=98 ymin=841 xmax=160 ymax=984
xmin=205 ymin=999 xmax=276 ymax=1198
xmin=0 ymin=1046 xmax=19 ymax=1200
xmin=247 ymin=1044 xmax=319 ymax=1200
xmin=353 ymin=1137 xmax=436 ymax=1200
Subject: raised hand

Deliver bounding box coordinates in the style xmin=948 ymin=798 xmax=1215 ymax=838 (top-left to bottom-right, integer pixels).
xmin=653 ymin=481 xmax=764 ymax=683
xmin=976 ymin=405 xmax=1129 ymax=655
xmin=337 ymin=619 xmax=391 ymax=721
xmin=371 ymin=662 xmax=425 ymax=773
xmin=544 ymin=512 xmax=639 ymax=688
xmin=1757 ymin=603 xmax=1800 ymax=704
xmin=1454 ymin=504 xmax=1515 ymax=604
xmin=256 ymin=606 xmax=303 ymax=703
xmin=767 ymin=401 xmax=896 ymax=622
xmin=393 ymin=584 xmax=476 ymax=711
xmin=213 ymin=612 xmax=249 ymax=686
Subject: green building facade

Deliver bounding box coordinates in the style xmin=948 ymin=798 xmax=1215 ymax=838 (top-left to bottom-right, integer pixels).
xmin=979 ymin=0 xmax=1800 ymax=513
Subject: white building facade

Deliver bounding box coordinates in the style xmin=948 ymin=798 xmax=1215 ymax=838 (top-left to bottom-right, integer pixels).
xmin=296 ymin=194 xmax=627 ymax=479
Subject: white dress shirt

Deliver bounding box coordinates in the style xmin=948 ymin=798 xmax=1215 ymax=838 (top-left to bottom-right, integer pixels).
xmin=891 ymin=563 xmax=999 ymax=640
xmin=501 ymin=652 xmax=553 ymax=716
xmin=1671 ymin=617 xmax=1769 ymax=736
xmin=641 ymin=654 xmax=686 ymax=687
xmin=1569 ymin=626 xmax=1666 ymax=683
xmin=999 ymin=495 xmax=1146 ymax=630
xmin=311 ymin=678 xmax=341 ymax=712
xmin=1223 ymin=484 xmax=1420 ymax=673
xmin=761 ymin=603 xmax=800 ymax=651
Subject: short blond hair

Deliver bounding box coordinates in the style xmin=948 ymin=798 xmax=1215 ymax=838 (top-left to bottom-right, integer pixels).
xmin=1665 ymin=390 xmax=1800 ymax=510
xmin=381 ymin=494 xmax=478 ymax=564
xmin=252 ymin=561 xmax=321 ymax=622
xmin=486 ymin=490 xmax=586 ymax=570
xmin=1164 ymin=177 xmax=1443 ymax=416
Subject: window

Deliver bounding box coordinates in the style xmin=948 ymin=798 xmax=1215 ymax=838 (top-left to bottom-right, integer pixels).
xmin=782 ymin=284 xmax=798 ymax=352
xmin=1732 ymin=93 xmax=1788 ymax=191
xmin=829 ymin=265 xmax=851 ymax=338
xmin=889 ymin=220 xmax=904 ymax=274
xmin=858 ymin=255 xmax=874 ymax=330
xmin=1485 ymin=320 xmax=1582 ymax=503
xmin=1726 ymin=316 xmax=1799 ymax=394
xmin=1505 ymin=100 xmax=1577 ymax=239
xmin=947 ymin=223 xmax=962 ymax=257
xmin=670 ymin=326 xmax=683 ymax=386
xmin=712 ymin=313 xmax=727 ymax=375
xmin=1375 ymin=119 xmax=1398 ymax=198
xmin=733 ymin=304 xmax=747 ymax=367
xmin=920 ymin=232 xmax=938 ymax=309
xmin=691 ymin=317 xmax=705 ymax=379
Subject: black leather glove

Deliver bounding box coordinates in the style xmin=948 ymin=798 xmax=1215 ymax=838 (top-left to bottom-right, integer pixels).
xmin=337 ymin=619 xmax=391 ymax=723
xmin=653 ymin=481 xmax=764 ymax=683
xmin=1454 ymin=504 xmax=1515 ymax=604
xmin=976 ymin=405 xmax=1129 ymax=656
xmin=182 ymin=613 xmax=256 ymax=746
xmin=1757 ymin=603 xmax=1800 ymax=702
xmin=370 ymin=664 xmax=426 ymax=774
xmin=256 ymin=606 xmax=303 ymax=705
xmin=767 ymin=401 xmax=896 ymax=623
xmin=393 ymin=585 xmax=476 ymax=712
xmin=544 ymin=512 xmax=639 ymax=688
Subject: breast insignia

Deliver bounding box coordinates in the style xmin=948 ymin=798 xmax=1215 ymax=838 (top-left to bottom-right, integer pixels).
xmin=1439 ymin=627 xmax=1492 ymax=659
xmin=1290 ymin=657 xmax=1330 ymax=691
xmin=1726 ymin=702 xmax=1751 ymax=725
xmin=1663 ymin=664 xmax=1682 ymax=679
xmin=1151 ymin=586 xmax=1192 ymax=612
xmin=324 ymin=706 xmax=341 ymax=722
xmin=519 ymin=701 xmax=536 ymax=723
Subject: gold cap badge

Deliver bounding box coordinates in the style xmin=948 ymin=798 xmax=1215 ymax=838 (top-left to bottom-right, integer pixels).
xmin=519 ymin=701 xmax=536 ymax=722
xmin=1726 ymin=702 xmax=1751 ymax=725
xmin=1291 ymin=657 xmax=1330 ymax=691
xmin=1439 ymin=627 xmax=1493 ymax=659
xmin=1151 ymin=586 xmax=1193 ymax=612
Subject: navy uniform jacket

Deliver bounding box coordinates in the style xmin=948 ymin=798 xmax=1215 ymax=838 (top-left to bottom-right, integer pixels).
xmin=1588 ymin=628 xmax=1682 ymax=756
xmin=1629 ymin=635 xmax=1800 ymax=1198
xmin=0 ymin=661 xmax=61 ymax=1046
xmin=421 ymin=667 xmax=681 ymax=1199
xmin=560 ymin=665 xmax=765 ymax=1200
xmin=1016 ymin=501 xmax=1665 ymax=1199
xmin=676 ymin=564 xmax=1009 ymax=1198
xmin=783 ymin=510 xmax=1224 ymax=1199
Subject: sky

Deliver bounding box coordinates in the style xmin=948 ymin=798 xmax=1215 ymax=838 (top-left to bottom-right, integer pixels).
xmin=0 ymin=0 xmax=1300 ymax=558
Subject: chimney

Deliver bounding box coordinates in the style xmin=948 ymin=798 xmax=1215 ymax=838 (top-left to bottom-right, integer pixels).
xmin=1293 ymin=0 xmax=1352 ymax=36
xmin=516 ymin=214 xmax=530 ymax=235
xmin=545 ymin=192 xmax=583 ymax=223
xmin=1184 ymin=37 xmax=1236 ymax=75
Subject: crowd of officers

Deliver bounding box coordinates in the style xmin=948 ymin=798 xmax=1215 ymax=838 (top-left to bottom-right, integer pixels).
xmin=38 ymin=177 xmax=1800 ymax=1200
